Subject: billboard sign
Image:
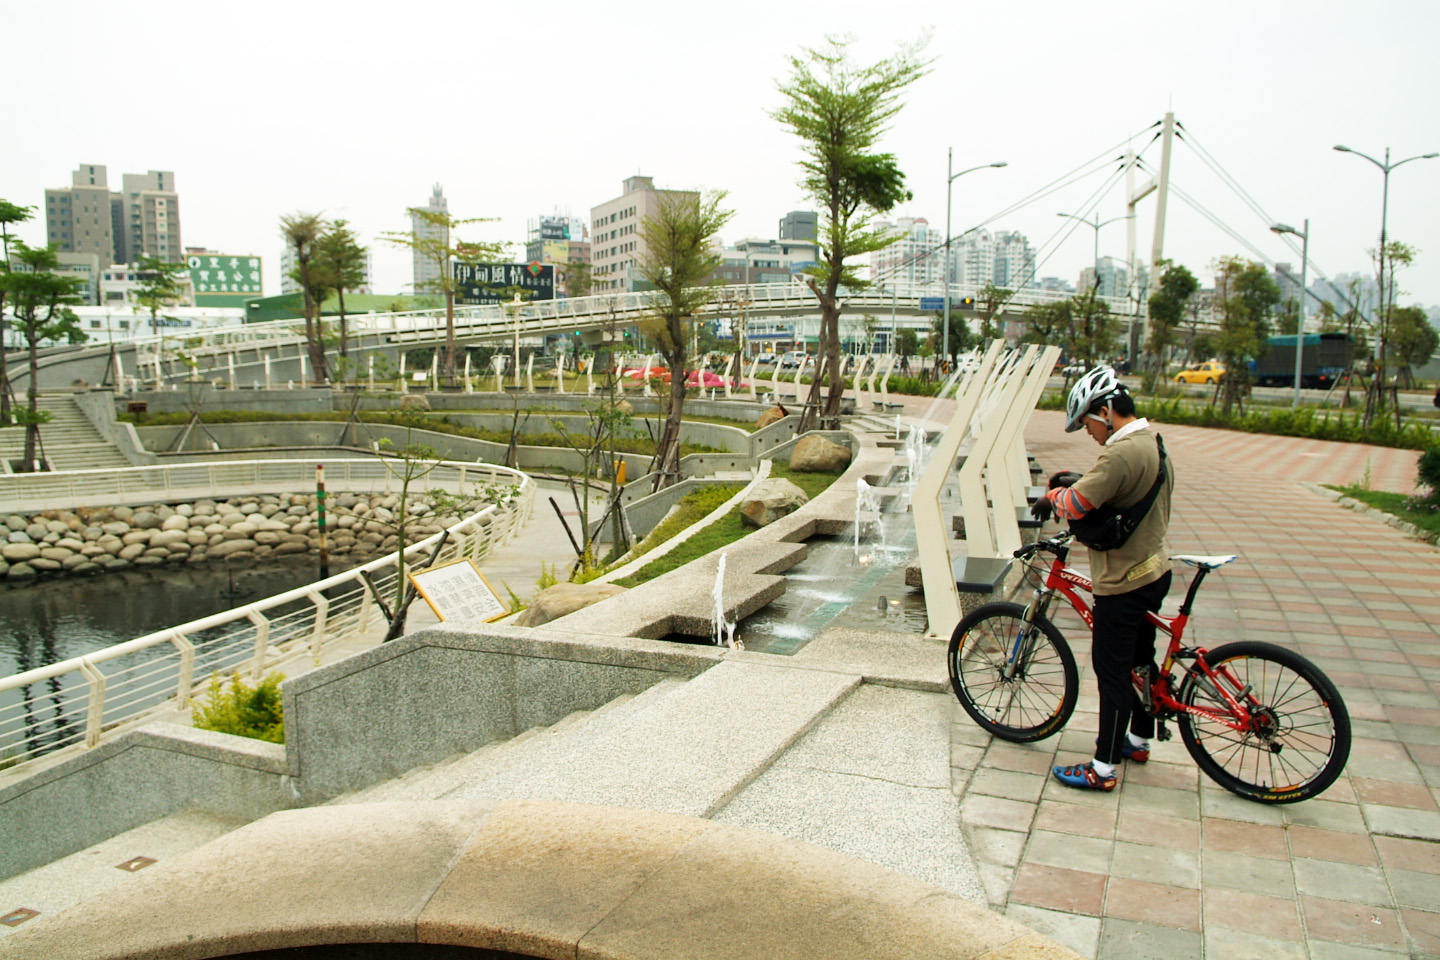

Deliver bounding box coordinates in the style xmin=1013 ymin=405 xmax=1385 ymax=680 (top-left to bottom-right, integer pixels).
xmin=454 ymin=262 xmax=555 ymax=305
xmin=189 ymin=254 xmax=263 ymax=306
xmin=538 ymin=218 xmax=569 ymax=241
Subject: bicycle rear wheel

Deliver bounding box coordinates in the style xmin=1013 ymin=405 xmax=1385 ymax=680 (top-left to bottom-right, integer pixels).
xmin=948 ymin=601 xmax=1078 ymax=742
xmin=1178 ymin=641 xmax=1351 ymax=804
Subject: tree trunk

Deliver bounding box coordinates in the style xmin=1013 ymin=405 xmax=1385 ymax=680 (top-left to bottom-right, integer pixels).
xmin=22 ymin=334 xmax=39 ymax=470
xmin=443 ymin=292 xmax=458 ymax=383
xmin=337 ymin=288 xmax=349 ymax=360
xmin=0 ymin=301 xmax=10 ymax=427
xmin=651 ymin=359 xmax=688 ymax=491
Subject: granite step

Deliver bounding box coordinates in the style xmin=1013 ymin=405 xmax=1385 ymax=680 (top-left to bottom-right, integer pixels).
xmin=441 ymin=660 xmax=861 ymax=818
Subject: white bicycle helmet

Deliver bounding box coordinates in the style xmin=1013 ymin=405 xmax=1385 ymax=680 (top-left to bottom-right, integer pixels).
xmin=1064 ymin=366 xmax=1126 ymax=432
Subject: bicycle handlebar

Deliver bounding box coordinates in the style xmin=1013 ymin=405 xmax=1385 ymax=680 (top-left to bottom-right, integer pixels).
xmin=1013 ymin=531 xmax=1075 ymax=560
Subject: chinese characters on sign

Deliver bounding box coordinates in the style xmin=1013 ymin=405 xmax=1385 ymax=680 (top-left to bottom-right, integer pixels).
xmin=453 ymin=262 xmax=555 ymax=305
xmin=408 ymin=558 xmax=510 ymax=624
xmin=187 ymin=254 xmax=264 ymax=299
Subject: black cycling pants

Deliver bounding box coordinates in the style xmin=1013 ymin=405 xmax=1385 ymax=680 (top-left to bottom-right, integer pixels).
xmin=1091 ymin=571 xmax=1172 ymax=766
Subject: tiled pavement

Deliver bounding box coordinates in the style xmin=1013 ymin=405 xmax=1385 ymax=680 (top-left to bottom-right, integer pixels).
xmin=949 ymin=410 xmax=1439 ymax=959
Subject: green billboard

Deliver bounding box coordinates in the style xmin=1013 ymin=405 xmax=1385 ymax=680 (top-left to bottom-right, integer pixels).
xmin=188 ymin=253 xmax=263 ymax=307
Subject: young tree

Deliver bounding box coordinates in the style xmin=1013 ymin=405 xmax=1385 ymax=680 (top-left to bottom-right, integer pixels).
xmin=1365 ymin=240 xmax=1417 ymax=426
xmin=1212 ymin=255 xmax=1281 ymax=415
xmin=314 ymin=219 xmax=369 ymax=362
xmin=772 ymin=35 xmax=932 ymax=428
xmin=0 ymin=242 xmax=86 ymax=469
xmin=279 ymin=212 xmax=332 ymax=383
xmin=895 ymin=327 xmax=919 ymax=360
xmin=0 ymin=199 xmax=35 ymax=426
xmin=637 ymin=190 xmax=732 ymax=490
xmin=929 ymin=309 xmax=974 ymax=366
xmin=382 ymin=210 xmax=506 ymax=383
xmin=130 ymin=255 xmax=189 ymax=332
xmin=1145 ymin=260 xmax=1199 ymax=381
xmin=975 ymin=282 xmax=1012 ymax=340
xmin=1388 ymin=305 xmax=1438 ymax=387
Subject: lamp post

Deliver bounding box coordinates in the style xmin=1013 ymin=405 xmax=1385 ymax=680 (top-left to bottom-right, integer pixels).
xmin=1333 ymin=145 xmax=1437 ymax=414
xmin=943 ymin=150 xmax=1007 ymax=363
xmin=1056 ymin=211 xmax=1136 ymax=363
xmin=1270 ymin=220 xmax=1310 ymax=405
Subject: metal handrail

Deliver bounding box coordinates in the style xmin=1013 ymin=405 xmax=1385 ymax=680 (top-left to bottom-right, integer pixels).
xmin=0 ymin=458 xmax=534 ymax=777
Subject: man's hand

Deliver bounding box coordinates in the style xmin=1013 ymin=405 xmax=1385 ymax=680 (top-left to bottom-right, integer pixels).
xmin=1049 ymin=470 xmax=1083 ymax=489
xmin=1030 ymin=494 xmax=1055 ymax=523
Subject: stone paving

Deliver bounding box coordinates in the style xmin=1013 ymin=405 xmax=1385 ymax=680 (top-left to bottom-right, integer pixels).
xmin=949 ymin=410 xmax=1440 ymax=959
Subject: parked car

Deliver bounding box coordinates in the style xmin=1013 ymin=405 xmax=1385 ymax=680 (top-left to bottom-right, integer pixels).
xmin=1175 ymin=361 xmax=1226 ymax=385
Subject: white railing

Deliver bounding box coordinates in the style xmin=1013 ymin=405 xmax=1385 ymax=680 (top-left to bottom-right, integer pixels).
xmin=115 ymin=282 xmax=1133 ymax=368
xmin=0 ymin=458 xmax=534 ymax=779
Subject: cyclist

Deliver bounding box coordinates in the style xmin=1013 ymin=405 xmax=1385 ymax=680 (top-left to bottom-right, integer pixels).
xmin=1031 ymin=366 xmax=1175 ymax=791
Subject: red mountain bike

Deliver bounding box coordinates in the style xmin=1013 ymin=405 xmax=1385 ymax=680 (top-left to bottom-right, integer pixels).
xmin=948 ymin=531 xmax=1351 ymax=804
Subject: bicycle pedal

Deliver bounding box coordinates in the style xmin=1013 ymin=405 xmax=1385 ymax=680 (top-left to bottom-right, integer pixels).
xmin=1156 ymin=721 xmax=1171 ymax=742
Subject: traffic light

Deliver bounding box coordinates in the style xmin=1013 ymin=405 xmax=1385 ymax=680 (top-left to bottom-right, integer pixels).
xmin=959 ymin=296 xmax=976 ymax=309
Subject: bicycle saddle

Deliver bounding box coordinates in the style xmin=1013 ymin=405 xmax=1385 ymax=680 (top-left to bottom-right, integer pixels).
xmin=1171 ymin=554 xmax=1238 ymax=569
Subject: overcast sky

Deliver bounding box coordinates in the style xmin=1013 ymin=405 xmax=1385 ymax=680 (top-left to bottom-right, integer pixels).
xmin=6 ymin=0 xmax=1439 ymax=307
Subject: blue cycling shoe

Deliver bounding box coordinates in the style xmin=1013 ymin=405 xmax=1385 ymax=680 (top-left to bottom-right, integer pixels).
xmin=1121 ymin=741 xmax=1150 ymax=764
xmin=1052 ymin=762 xmax=1117 ymax=791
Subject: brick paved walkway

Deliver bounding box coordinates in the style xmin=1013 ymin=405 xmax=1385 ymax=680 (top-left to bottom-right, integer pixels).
xmin=951 ymin=410 xmax=1439 ymax=959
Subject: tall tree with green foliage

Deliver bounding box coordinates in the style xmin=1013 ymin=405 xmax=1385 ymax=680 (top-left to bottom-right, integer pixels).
xmin=314 ymin=219 xmax=369 ymax=362
xmin=895 ymin=327 xmax=919 ymax=360
xmin=975 ymin=282 xmax=1012 ymax=340
xmin=1212 ymin=255 xmax=1281 ymax=415
xmin=382 ymin=210 xmax=506 ymax=383
xmin=130 ymin=255 xmax=189 ymax=332
xmin=0 ymin=242 xmax=86 ymax=469
xmin=929 ymin=309 xmax=974 ymax=365
xmin=0 ymin=199 xmax=36 ymax=426
xmin=637 ymin=190 xmax=732 ymax=490
xmin=280 ymin=212 xmax=331 ymax=383
xmin=1145 ymin=260 xmax=1199 ymax=379
xmin=1365 ymin=240 xmax=1417 ymax=426
xmin=772 ymin=35 xmax=931 ymax=428
xmin=1387 ymin=305 xmax=1438 ymax=387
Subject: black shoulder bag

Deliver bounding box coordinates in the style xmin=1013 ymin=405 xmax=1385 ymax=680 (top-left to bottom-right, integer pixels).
xmin=1068 ymin=435 xmax=1168 ymax=552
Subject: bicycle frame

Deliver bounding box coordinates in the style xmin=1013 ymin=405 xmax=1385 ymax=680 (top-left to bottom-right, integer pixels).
xmin=1021 ymin=538 xmax=1259 ymax=736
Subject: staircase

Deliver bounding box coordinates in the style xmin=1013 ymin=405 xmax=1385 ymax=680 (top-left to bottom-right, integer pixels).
xmin=0 ymin=394 xmax=133 ymax=472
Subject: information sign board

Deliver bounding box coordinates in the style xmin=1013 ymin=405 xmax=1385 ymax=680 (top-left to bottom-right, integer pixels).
xmin=454 ymin=262 xmax=555 ymax=305
xmin=408 ymin=558 xmax=510 ymax=624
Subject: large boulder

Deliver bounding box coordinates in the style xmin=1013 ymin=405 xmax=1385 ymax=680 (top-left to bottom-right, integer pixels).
xmin=755 ymin=404 xmax=789 ymax=429
xmin=398 ymin=393 xmax=431 ymax=412
xmin=789 ymin=434 xmax=852 ymax=473
xmin=513 ymin=582 xmax=627 ymax=627
xmin=739 ymin=478 xmax=809 ymax=528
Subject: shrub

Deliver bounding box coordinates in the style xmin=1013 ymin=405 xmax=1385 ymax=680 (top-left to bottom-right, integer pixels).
xmin=1419 ymin=448 xmax=1440 ymax=504
xmin=191 ymin=671 xmax=285 ymax=743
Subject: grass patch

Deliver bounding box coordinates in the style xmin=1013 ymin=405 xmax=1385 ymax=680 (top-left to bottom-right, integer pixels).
xmin=1326 ymin=485 xmax=1440 ymax=539
xmin=620 ymin=484 xmax=744 ymax=568
xmin=611 ymin=461 xmax=845 ymax=588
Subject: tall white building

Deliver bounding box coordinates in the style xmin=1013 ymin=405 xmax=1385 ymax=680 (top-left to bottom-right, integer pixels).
xmin=871 ymin=217 xmax=942 ymax=287
xmin=411 ymin=184 xmax=449 ymax=295
xmin=991 ymin=231 xmax=1036 ymax=290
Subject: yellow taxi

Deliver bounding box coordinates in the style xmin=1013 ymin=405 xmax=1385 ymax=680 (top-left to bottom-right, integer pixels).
xmin=1174 ymin=361 xmax=1226 ymax=385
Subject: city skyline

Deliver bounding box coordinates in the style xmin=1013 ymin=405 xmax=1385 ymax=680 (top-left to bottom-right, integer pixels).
xmin=4 ymin=1 xmax=1439 ymax=310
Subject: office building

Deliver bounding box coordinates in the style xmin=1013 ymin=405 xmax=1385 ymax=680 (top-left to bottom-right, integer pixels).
xmin=716 ymin=236 xmax=819 ymax=286
xmin=525 ymin=214 xmax=590 ymax=297
xmin=779 ymin=211 xmax=818 ymax=243
xmin=44 ymin=163 xmax=183 ymax=268
xmin=411 ymin=184 xmax=449 ymax=294
xmin=589 ymin=176 xmax=698 ymax=292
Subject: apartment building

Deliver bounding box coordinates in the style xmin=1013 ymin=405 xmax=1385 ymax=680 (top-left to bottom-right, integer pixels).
xmin=411 ymin=184 xmax=449 ymax=294
xmin=589 ymin=176 xmax=698 ymax=292
xmin=44 ymin=164 xmax=117 ymax=268
xmin=44 ymin=163 xmax=182 ymax=268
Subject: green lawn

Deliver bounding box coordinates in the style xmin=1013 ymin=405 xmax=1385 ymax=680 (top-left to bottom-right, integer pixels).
xmin=1327 ymin=485 xmax=1440 ymax=539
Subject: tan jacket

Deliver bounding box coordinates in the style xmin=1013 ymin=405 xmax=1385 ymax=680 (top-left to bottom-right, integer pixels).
xmin=1070 ymin=428 xmax=1173 ymax=596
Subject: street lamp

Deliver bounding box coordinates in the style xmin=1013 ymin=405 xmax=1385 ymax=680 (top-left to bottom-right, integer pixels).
xmin=1056 ymin=211 xmax=1136 ymax=363
xmin=1332 ymin=145 xmax=1437 ymax=403
xmin=944 ymin=150 xmax=1007 ymax=363
xmin=1269 ymin=220 xmax=1309 ymax=406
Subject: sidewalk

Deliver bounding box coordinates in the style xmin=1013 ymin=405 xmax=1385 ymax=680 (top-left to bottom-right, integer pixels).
xmin=952 ymin=410 xmax=1439 ymax=959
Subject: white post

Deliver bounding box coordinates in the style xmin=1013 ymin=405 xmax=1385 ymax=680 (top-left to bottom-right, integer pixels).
xmin=878 ymin=355 xmax=897 ymax=408
xmin=299 ymin=354 xmax=308 ymax=388
xmin=525 ymin=354 xmax=534 ymax=394
xmin=586 ymin=357 xmax=595 ymax=395
xmin=494 ymin=356 xmax=504 ymax=394
xmin=641 ymin=357 xmax=653 ymax=397
xmin=398 ymin=352 xmax=406 ymax=389
xmin=555 ymin=354 xmax=565 ymax=394
xmin=721 ymin=357 xmax=734 ymax=398
xmin=429 ymin=352 xmax=438 ymax=391
xmin=746 ymin=358 xmax=760 ymax=400
xmin=368 ymin=354 xmax=375 ymax=392
xmin=264 ymin=355 xmax=272 ymax=390
xmin=464 ymin=353 xmax=472 ymax=393
xmin=227 ymin=354 xmax=236 ymax=390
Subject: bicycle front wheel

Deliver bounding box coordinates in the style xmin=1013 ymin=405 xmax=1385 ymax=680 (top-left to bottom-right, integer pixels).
xmin=1178 ymin=641 xmax=1351 ymax=804
xmin=948 ymin=601 xmax=1078 ymax=742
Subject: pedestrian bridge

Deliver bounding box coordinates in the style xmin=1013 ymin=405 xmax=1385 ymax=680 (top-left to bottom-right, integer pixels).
xmin=12 ymin=281 xmax=1131 ymax=391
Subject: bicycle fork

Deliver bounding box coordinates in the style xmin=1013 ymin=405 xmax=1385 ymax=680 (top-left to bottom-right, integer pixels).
xmin=1004 ymin=590 xmax=1055 ymax=680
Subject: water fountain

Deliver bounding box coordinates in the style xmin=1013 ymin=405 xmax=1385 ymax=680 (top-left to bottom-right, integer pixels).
xmin=711 ymin=553 xmax=739 ymax=650
xmin=853 ymin=478 xmax=885 ymax=561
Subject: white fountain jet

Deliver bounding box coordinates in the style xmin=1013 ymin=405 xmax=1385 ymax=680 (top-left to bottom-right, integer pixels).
xmin=712 ymin=553 xmax=739 ymax=649
xmin=854 ymin=477 xmax=885 ymax=563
